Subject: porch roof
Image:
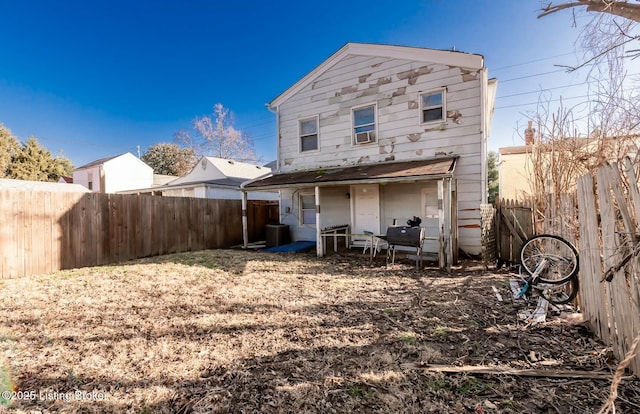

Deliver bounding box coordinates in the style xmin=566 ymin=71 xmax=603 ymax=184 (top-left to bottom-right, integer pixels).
xmin=242 ymin=156 xmax=457 ymax=190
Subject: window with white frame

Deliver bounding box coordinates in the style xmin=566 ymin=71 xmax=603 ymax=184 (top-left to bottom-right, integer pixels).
xmin=299 ymin=117 xmax=318 ymax=152
xmin=352 ymin=104 xmax=376 ymax=145
xmin=299 ymin=193 xmax=316 ymax=225
xmin=420 ymin=89 xmax=445 ymax=123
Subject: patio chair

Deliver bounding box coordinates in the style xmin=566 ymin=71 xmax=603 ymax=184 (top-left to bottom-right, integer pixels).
xmin=362 ymin=231 xmax=387 ymax=257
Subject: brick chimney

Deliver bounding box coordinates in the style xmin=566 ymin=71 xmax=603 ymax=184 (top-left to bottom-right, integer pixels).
xmin=525 ymin=121 xmax=535 ymax=145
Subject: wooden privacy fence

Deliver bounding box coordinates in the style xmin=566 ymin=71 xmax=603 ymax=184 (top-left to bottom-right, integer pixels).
xmin=577 ymin=158 xmax=640 ymax=375
xmin=0 ymin=190 xmax=276 ymax=279
xmin=486 ymin=196 xmax=579 ymax=267
xmin=494 ymin=198 xmax=534 ymax=265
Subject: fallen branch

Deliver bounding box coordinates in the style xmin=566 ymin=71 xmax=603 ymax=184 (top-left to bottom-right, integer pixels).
xmin=598 ymin=333 xmax=640 ymax=414
xmin=403 ymin=363 xmax=625 ymax=380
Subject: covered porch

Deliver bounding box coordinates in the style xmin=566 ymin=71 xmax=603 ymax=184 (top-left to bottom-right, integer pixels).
xmin=241 ymin=157 xmax=458 ymax=269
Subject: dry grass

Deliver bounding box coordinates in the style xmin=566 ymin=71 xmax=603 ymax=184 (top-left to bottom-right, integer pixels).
xmin=0 ymin=249 xmax=639 ymax=413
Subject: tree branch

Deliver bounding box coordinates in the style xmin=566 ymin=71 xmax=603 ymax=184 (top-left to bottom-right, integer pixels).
xmin=539 ymin=1 xmax=640 ymax=23
xmin=554 ymin=35 xmax=639 ymax=71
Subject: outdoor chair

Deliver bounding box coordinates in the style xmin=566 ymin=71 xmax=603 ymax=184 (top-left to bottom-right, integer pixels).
xmin=362 ymin=231 xmax=387 ymax=257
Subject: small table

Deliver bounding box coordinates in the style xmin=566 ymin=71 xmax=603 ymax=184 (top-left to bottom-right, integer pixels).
xmin=319 ymin=230 xmax=385 ymax=263
xmin=320 ymin=225 xmax=350 ymax=253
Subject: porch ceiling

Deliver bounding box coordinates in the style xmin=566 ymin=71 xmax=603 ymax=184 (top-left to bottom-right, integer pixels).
xmin=243 ymin=156 xmax=457 ymax=190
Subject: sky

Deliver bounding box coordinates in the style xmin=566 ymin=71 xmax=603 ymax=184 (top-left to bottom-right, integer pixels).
xmin=0 ymin=0 xmax=605 ymax=168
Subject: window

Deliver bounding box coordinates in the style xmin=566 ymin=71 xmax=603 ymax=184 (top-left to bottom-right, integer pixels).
xmin=420 ymin=89 xmax=445 ymax=123
xmin=299 ymin=193 xmax=316 ymax=225
xmin=88 ymin=181 xmax=93 ymax=190
xmin=352 ymin=104 xmax=376 ymax=144
xmin=299 ymin=118 xmax=318 ymax=152
xmin=88 ymin=172 xmax=94 ymax=191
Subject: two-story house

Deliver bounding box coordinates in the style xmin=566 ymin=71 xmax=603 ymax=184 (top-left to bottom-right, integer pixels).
xmin=242 ymin=43 xmax=497 ymax=266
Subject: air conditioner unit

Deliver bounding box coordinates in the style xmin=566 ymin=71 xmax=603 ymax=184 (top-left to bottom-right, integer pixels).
xmin=355 ymin=131 xmax=375 ymax=144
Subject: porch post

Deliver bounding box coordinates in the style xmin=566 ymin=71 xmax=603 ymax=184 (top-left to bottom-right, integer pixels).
xmin=315 ymin=186 xmax=323 ymax=257
xmin=438 ymin=180 xmax=445 ymax=269
xmin=241 ymin=190 xmax=248 ymax=249
xmin=444 ymin=177 xmax=453 ymax=271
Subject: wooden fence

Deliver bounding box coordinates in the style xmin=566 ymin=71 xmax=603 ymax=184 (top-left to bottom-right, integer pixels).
xmin=577 ymin=159 xmax=640 ymax=375
xmin=0 ymin=190 xmax=277 ymax=279
xmin=486 ymin=195 xmax=579 ymax=266
xmin=493 ymin=198 xmax=534 ymax=266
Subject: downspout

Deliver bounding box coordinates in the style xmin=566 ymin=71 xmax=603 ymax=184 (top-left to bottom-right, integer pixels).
xmin=266 ymin=103 xmax=283 ymax=224
xmin=480 ymin=64 xmax=488 ymax=205
xmin=241 ymin=190 xmax=248 ymax=249
xmin=266 ymin=104 xmax=281 ymax=173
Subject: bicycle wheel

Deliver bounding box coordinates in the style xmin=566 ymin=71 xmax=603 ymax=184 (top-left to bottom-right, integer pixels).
xmin=538 ymin=277 xmax=579 ymax=305
xmin=520 ymin=234 xmax=579 ymax=284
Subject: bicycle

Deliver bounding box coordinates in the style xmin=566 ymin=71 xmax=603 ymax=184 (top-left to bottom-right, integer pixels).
xmin=516 ymin=234 xmax=580 ymax=305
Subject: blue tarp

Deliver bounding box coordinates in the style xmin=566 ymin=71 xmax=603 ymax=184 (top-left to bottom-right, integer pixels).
xmin=261 ymin=241 xmax=316 ymax=253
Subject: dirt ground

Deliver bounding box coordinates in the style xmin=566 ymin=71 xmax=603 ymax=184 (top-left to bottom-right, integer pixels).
xmin=0 ymin=248 xmax=639 ymax=413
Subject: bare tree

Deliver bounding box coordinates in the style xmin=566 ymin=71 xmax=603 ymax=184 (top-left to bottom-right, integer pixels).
xmin=514 ymin=2 xmax=640 ymax=233
xmin=540 ymin=1 xmax=640 ymax=71
xmin=175 ymin=103 xmax=257 ymax=163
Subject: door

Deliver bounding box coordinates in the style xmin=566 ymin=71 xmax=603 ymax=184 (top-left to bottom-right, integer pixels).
xmin=351 ymin=184 xmax=380 ymax=245
xmin=421 ymin=185 xmax=439 ymax=254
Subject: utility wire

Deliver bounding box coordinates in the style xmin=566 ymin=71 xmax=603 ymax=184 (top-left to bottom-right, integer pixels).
xmin=491 ymin=51 xmax=577 ymax=72
xmin=495 ymin=94 xmax=591 ymax=110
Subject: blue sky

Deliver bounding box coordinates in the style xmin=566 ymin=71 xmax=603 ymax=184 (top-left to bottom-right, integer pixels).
xmin=0 ymin=0 xmax=596 ymax=167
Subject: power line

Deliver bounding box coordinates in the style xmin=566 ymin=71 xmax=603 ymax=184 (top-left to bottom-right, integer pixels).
xmin=496 ymin=80 xmax=601 ymax=99
xmin=499 ymin=69 xmax=567 ymax=83
xmin=492 ymin=51 xmax=576 ymax=72
xmin=495 ymin=94 xmax=591 ymax=110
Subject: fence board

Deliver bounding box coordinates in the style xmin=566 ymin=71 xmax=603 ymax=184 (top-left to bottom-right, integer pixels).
xmin=624 ymin=157 xmax=640 ymax=227
xmin=23 ymin=191 xmax=34 ymax=278
xmin=597 ymin=165 xmax=620 ymax=352
xmin=577 ymin=175 xmax=609 ymax=343
xmin=577 ymin=163 xmax=640 ymax=375
xmin=608 ymin=163 xmax=638 ymax=240
xmin=630 ymin=258 xmax=640 ymax=374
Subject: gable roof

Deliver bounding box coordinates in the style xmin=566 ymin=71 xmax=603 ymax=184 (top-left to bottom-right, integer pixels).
xmin=206 ymin=157 xmax=270 ymax=179
xmin=269 ymin=43 xmax=484 ymax=108
xmin=75 ymin=154 xmax=125 ymax=170
xmin=75 ymin=152 xmax=152 ymax=173
xmin=243 ymin=157 xmax=457 ymax=190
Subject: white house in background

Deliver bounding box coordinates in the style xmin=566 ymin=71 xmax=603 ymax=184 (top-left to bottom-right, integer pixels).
xmin=242 ymin=43 xmax=497 ymax=266
xmin=121 ymin=156 xmax=277 ymax=201
xmin=73 ymin=152 xmax=153 ymax=193
xmin=57 ymin=176 xmax=73 ymax=184
xmin=0 ymin=178 xmax=90 ymax=193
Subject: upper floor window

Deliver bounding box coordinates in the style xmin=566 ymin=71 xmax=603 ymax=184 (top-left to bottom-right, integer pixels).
xmin=420 ymin=89 xmax=445 ymax=124
xmin=352 ymin=104 xmax=376 ymax=145
xmin=299 ymin=117 xmax=319 ymax=152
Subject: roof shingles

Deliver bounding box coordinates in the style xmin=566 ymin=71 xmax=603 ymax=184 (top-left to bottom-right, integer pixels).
xmin=244 ymin=157 xmax=457 ymax=190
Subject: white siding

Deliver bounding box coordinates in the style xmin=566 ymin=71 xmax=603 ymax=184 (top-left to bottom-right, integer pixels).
xmin=73 ymin=165 xmax=101 ymax=192
xmin=162 ymin=185 xmax=278 ymax=200
xmin=280 ymin=189 xmax=317 ymax=242
xmin=380 ymin=182 xmax=440 ymax=254
xmin=102 ymin=153 xmax=153 ymax=193
xmin=276 ymin=52 xmax=485 ymax=255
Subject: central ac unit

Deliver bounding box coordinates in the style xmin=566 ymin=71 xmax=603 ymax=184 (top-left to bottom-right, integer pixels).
xmin=355 ymin=131 xmax=375 ymax=144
